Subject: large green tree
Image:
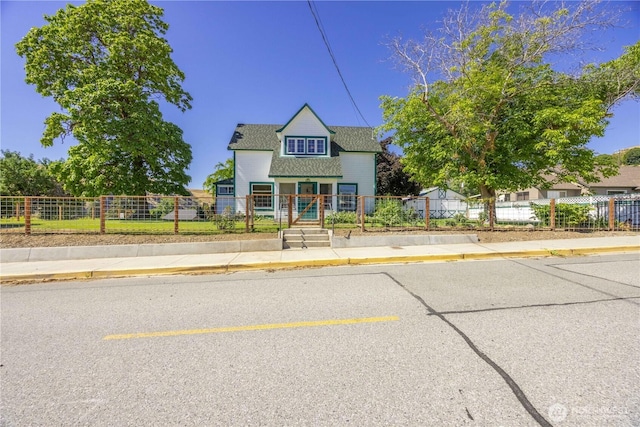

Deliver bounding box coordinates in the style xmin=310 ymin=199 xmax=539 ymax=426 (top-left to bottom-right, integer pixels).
xmin=203 ymin=158 xmax=234 ymax=196
xmin=16 ymin=0 xmax=193 ymax=197
xmin=0 ymin=150 xmax=65 ymax=196
xmin=376 ymin=138 xmax=421 ymax=196
xmin=623 ymin=147 xmax=640 ymax=165
xmin=379 ymin=1 xmax=639 ymax=201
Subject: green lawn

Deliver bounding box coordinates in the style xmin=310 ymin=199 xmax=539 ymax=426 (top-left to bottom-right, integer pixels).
xmin=0 ymin=217 xmax=281 ymax=234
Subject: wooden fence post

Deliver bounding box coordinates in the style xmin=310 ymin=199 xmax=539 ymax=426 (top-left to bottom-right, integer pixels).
xmin=360 ymin=196 xmax=365 ymax=232
xmin=24 ymin=197 xmax=31 ymax=235
xmin=489 ymin=199 xmax=495 ymax=231
xmin=319 ymin=195 xmax=325 ymax=228
xmin=100 ymin=196 xmax=106 ymax=234
xmin=550 ymin=198 xmax=556 ymax=231
xmin=424 ymin=197 xmax=430 ymax=231
xmin=608 ymin=197 xmax=615 ymax=231
xmin=245 ymin=195 xmax=250 ymax=232
xmin=15 ymin=202 xmax=20 ymax=221
xmin=288 ymin=194 xmax=292 ymax=228
xmin=174 ymin=196 xmax=179 ymax=234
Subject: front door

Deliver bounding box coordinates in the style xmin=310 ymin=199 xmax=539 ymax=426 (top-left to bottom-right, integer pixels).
xmin=297 ymin=182 xmax=317 ymax=219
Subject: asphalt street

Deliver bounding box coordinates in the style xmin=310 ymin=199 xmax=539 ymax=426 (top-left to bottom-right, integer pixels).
xmin=1 ymin=253 xmax=639 ymax=426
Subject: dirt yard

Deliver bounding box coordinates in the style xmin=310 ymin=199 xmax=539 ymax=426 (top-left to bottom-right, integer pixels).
xmin=1 ymin=229 xmax=637 ymax=248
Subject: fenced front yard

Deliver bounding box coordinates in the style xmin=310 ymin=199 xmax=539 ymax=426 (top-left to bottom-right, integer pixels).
xmin=1 ymin=194 xmax=639 ymax=235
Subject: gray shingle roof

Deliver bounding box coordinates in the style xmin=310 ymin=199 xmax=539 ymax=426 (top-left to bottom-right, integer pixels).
xmin=268 ymin=151 xmax=342 ymax=177
xmin=227 ymin=124 xmax=381 ymax=153
xmin=227 ymin=123 xmax=380 ymax=178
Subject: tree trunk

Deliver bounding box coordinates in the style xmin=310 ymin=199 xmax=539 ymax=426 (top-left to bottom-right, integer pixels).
xmin=131 ymin=157 xmax=151 ymax=219
xmin=479 ymin=185 xmax=496 ymax=226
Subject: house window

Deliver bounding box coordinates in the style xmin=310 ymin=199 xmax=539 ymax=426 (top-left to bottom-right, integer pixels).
xmin=547 ymin=190 xmax=567 ymax=199
xmin=338 ymin=183 xmax=357 ymax=212
xmin=607 ymin=190 xmax=627 ymax=195
xmin=516 ymin=191 xmax=529 ymax=201
xmin=285 ymin=137 xmax=327 ymax=156
xmin=251 ymin=183 xmax=273 ymax=210
xmin=217 ymin=185 xmax=233 ymax=195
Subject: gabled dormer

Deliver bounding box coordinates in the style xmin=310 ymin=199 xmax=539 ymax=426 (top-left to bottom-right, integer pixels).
xmin=276 ymin=103 xmax=335 ymax=158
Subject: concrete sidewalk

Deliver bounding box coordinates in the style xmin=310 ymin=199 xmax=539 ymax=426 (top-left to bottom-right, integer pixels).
xmin=1 ymin=235 xmax=638 ymax=283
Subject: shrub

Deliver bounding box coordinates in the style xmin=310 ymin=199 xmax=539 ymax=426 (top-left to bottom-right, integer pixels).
xmin=373 ymin=198 xmax=405 ymax=226
xmin=326 ymin=211 xmax=358 ymax=225
xmin=530 ymin=203 xmax=590 ymax=228
xmin=213 ymin=206 xmax=236 ymax=230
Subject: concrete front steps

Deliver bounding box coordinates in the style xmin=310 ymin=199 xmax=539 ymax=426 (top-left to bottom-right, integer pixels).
xmin=282 ymin=227 xmax=330 ymax=249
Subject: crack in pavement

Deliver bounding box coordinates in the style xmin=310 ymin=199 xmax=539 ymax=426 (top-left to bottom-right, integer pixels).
xmin=381 ymin=271 xmax=553 ymax=427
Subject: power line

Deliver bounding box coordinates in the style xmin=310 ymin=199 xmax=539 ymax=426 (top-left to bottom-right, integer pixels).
xmin=307 ymin=0 xmax=372 ymax=128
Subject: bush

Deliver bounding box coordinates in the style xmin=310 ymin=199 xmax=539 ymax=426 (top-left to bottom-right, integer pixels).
xmin=326 ymin=211 xmax=358 ymax=225
xmin=213 ymin=206 xmax=236 ymax=230
xmin=371 ymin=198 xmax=420 ymax=226
xmin=530 ymin=203 xmax=590 ymax=228
xmin=373 ymin=198 xmax=405 ymax=226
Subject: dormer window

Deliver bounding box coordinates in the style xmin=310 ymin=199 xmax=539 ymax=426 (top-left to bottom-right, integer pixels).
xmin=285 ymin=137 xmax=327 ymax=156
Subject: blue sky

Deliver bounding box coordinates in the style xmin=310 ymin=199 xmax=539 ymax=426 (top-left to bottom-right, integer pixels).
xmin=1 ymin=1 xmax=639 ymax=190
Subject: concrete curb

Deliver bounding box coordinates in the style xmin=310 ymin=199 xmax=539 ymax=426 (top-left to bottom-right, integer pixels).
xmin=0 ymin=239 xmax=283 ymax=263
xmin=0 ymin=235 xmax=480 ymax=263
xmin=2 ymin=245 xmax=638 ymax=285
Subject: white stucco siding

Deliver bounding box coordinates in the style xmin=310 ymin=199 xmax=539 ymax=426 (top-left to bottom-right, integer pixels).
xmin=339 ymin=153 xmax=376 ymax=196
xmin=234 ymin=151 xmax=273 ymax=197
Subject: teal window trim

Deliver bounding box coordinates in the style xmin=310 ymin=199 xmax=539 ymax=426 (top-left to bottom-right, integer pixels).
xmin=249 ymin=181 xmax=274 ymax=210
xmin=216 ymin=185 xmax=234 ymax=196
xmin=284 ymin=136 xmax=328 ymax=156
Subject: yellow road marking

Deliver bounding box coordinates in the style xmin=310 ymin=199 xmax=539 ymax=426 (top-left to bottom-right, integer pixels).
xmin=103 ymin=315 xmax=399 ymax=340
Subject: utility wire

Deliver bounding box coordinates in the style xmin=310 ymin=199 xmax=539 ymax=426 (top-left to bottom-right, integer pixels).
xmin=307 ymin=0 xmax=372 ymax=128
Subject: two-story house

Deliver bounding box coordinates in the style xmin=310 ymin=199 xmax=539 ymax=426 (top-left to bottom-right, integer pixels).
xmin=224 ymin=104 xmax=381 ymax=221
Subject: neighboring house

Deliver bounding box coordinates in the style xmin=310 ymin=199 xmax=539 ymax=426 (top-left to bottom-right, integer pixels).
xmin=161 ymin=209 xmax=199 ymax=221
xmin=499 ymin=166 xmax=640 ymax=201
xmin=588 ymin=165 xmax=640 ymax=195
xmin=418 ymin=186 xmax=466 ymax=200
xmin=212 ymin=178 xmax=234 ymax=214
xmin=404 ymin=186 xmax=467 ymax=218
xmin=227 ymin=104 xmax=381 ymax=220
